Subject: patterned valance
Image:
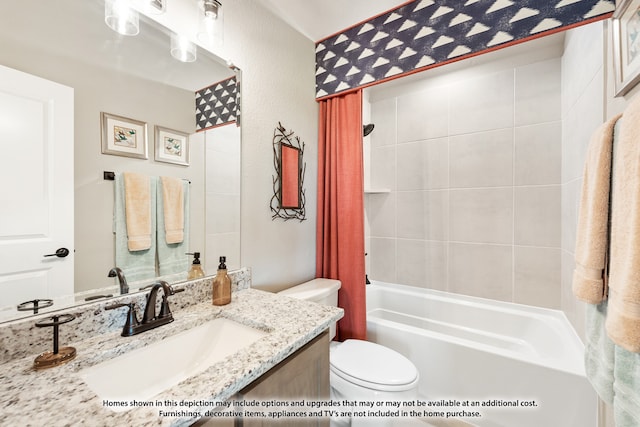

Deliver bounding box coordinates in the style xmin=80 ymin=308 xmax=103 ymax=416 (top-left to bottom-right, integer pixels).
xmin=195 ymin=75 xmax=240 ymax=131
xmin=315 ymin=0 xmax=615 ymax=99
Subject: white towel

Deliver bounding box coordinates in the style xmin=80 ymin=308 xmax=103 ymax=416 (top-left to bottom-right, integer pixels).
xmin=573 ymin=114 xmax=621 ymax=304
xmin=123 ymin=172 xmax=152 ymax=251
xmin=160 ymin=176 xmax=184 ymax=244
xmin=608 ymin=95 xmax=640 ymax=353
xmin=113 ymin=174 xmax=157 ymax=282
xmin=157 ymin=178 xmax=190 ymax=277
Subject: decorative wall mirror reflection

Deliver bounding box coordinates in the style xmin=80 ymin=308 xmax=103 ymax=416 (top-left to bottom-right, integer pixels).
xmin=0 ymin=0 xmax=241 ymax=324
xmin=271 ymin=122 xmax=306 ymax=221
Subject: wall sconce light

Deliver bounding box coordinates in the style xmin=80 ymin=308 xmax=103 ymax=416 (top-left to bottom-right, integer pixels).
xmin=104 ymin=0 xmax=140 ymax=36
xmin=170 ymin=33 xmax=197 ymax=62
xmin=197 ymin=0 xmax=223 ymax=47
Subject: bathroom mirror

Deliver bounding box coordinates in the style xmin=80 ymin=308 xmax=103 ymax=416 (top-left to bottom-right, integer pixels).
xmin=270 ymin=122 xmax=307 ymax=221
xmin=280 ymin=144 xmax=302 ymax=209
xmin=0 ymin=0 xmax=241 ymax=323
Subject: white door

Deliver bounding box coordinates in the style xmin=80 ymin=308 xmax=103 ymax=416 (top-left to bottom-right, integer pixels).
xmin=0 ymin=64 xmax=74 ymax=314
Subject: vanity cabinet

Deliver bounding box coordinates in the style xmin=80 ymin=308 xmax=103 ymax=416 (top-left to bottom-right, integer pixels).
xmin=237 ymin=330 xmax=329 ymax=427
xmin=194 ymin=330 xmax=329 ymax=427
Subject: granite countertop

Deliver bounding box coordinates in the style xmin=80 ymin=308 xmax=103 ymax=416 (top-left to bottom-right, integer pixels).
xmin=0 ymin=288 xmax=343 ymax=426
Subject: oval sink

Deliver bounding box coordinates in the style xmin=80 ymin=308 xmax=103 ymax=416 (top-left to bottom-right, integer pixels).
xmin=78 ymin=317 xmax=268 ymax=410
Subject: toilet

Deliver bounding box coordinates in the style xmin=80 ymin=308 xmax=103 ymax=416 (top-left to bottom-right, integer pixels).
xmin=278 ymin=279 xmax=419 ymax=427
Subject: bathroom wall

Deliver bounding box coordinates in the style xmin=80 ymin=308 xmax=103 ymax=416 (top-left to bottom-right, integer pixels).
xmin=155 ymin=0 xmax=319 ymax=290
xmin=365 ymin=40 xmax=564 ymax=308
xmin=560 ymin=21 xmax=605 ymax=339
xmin=222 ymin=0 xmax=318 ymax=291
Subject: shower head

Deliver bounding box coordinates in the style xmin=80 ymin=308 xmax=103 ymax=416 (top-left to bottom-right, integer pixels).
xmin=363 ymin=123 xmax=375 ymax=137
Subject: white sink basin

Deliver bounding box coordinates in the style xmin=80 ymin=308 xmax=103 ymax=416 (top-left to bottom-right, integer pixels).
xmin=79 ymin=318 xmax=267 ymax=410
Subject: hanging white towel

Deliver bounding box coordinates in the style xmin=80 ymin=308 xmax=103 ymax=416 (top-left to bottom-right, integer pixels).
xmin=160 ymin=176 xmax=184 ymax=244
xmin=608 ymin=95 xmax=640 ymax=353
xmin=123 ymin=172 xmax=152 ymax=251
xmin=113 ymin=173 xmax=157 ymax=282
xmin=573 ymin=114 xmax=621 ymax=304
xmin=157 ymin=178 xmax=190 ymax=277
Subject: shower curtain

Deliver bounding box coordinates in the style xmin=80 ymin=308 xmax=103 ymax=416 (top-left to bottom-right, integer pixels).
xmin=316 ymin=89 xmax=367 ymax=341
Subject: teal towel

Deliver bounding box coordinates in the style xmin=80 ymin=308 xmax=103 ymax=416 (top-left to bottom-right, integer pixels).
xmin=114 ymin=174 xmax=157 ymax=283
xmin=584 ymin=302 xmax=615 ymax=404
xmin=613 ymin=345 xmax=640 ymax=426
xmin=157 ymin=178 xmax=190 ymax=278
xmin=584 ymin=301 xmax=640 ymax=426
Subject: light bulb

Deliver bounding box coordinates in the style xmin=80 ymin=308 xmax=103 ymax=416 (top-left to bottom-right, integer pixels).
xmin=104 ymin=0 xmax=139 ymax=36
xmin=170 ymin=34 xmax=197 ymax=63
xmin=198 ymin=0 xmax=223 ymax=46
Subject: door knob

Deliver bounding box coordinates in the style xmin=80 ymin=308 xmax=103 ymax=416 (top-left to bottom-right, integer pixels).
xmin=43 ymin=248 xmax=70 ymax=258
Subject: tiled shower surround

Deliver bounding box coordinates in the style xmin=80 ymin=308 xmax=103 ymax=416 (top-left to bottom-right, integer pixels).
xmin=366 ymin=21 xmax=606 ymax=339
xmin=366 ymin=50 xmax=563 ymax=309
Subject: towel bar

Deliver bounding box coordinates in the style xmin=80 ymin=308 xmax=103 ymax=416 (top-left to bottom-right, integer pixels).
xmin=103 ymin=171 xmax=191 ymax=184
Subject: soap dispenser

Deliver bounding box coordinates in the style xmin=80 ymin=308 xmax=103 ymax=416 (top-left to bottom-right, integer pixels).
xmin=212 ymin=256 xmax=231 ymax=306
xmin=187 ymin=252 xmax=205 ymax=280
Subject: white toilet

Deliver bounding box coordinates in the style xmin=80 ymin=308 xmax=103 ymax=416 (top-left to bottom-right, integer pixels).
xmin=279 ymin=279 xmax=419 ymax=427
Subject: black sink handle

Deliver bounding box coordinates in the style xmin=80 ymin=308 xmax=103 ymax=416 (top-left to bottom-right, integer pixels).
xmin=105 ymin=303 xmax=140 ymax=337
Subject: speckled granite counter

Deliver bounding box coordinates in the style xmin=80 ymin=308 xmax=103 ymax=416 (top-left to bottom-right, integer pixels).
xmin=0 ymin=286 xmax=343 ymax=426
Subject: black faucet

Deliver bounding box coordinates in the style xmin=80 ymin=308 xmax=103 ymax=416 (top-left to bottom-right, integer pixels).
xmin=106 ymin=281 xmax=184 ymax=337
xmin=108 ymin=267 xmax=129 ymax=295
xmin=142 ymin=281 xmax=176 ymax=324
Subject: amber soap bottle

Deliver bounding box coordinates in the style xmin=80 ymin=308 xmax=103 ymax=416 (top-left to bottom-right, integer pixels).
xmin=187 ymin=252 xmax=205 ymax=280
xmin=212 ymin=256 xmax=231 ymax=306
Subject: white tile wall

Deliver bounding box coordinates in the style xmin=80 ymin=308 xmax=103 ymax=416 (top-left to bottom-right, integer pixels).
xmin=449 ymin=188 xmax=513 ymax=244
xmin=204 ymin=124 xmax=242 ymax=273
xmin=371 ymin=98 xmax=397 ymax=148
xmin=397 ymin=85 xmax=449 ymax=142
xmin=515 ymin=58 xmax=562 ymax=126
xmin=449 ymin=129 xmax=513 ymax=188
xmin=514 ymin=185 xmax=561 ymax=247
xmin=560 ymin=21 xmax=605 ymax=338
xmin=397 ymin=137 xmax=449 ymax=190
xmin=514 ymin=122 xmax=561 ymax=185
xmin=366 ymin=50 xmax=563 ymax=307
xmin=449 ymin=69 xmax=514 ymax=135
xmin=514 ymin=246 xmax=561 ymax=308
xmin=397 ymin=190 xmax=449 ymax=241
xmin=448 ymin=243 xmax=513 ymax=301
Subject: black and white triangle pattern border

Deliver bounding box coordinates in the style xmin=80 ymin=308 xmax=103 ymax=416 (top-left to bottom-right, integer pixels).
xmin=316 ymin=0 xmax=615 ymax=99
xmin=196 ymin=76 xmax=239 ymax=131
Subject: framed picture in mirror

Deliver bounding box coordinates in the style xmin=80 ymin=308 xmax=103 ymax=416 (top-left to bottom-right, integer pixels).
xmin=154 ymin=126 xmax=189 ymax=166
xmin=100 ymin=112 xmax=148 ymax=159
xmin=613 ymin=0 xmax=640 ymax=96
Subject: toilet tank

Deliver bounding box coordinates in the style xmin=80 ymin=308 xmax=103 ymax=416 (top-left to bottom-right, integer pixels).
xmin=278 ymin=279 xmax=341 ymax=339
xmin=278 ymin=278 xmax=341 ymax=307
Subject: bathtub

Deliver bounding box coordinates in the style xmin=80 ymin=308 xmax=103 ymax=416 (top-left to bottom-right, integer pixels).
xmin=366 ymin=281 xmax=597 ymax=427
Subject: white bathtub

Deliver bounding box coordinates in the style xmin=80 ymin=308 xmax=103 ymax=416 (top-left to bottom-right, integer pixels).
xmin=366 ymin=281 xmax=597 ymax=427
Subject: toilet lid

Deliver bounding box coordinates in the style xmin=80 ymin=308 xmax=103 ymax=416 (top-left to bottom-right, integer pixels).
xmin=330 ymin=340 xmax=418 ymax=391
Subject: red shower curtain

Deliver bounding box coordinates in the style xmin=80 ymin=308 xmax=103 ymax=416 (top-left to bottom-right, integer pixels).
xmin=316 ymin=89 xmax=366 ymax=341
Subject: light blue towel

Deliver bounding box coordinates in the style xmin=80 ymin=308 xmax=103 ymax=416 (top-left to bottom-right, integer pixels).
xmin=584 ymin=300 xmax=640 ymax=426
xmin=613 ymin=345 xmax=640 ymax=426
xmin=157 ymin=178 xmax=190 ymax=278
xmin=584 ymin=302 xmax=615 ymax=404
xmin=113 ymin=174 xmax=157 ymax=283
